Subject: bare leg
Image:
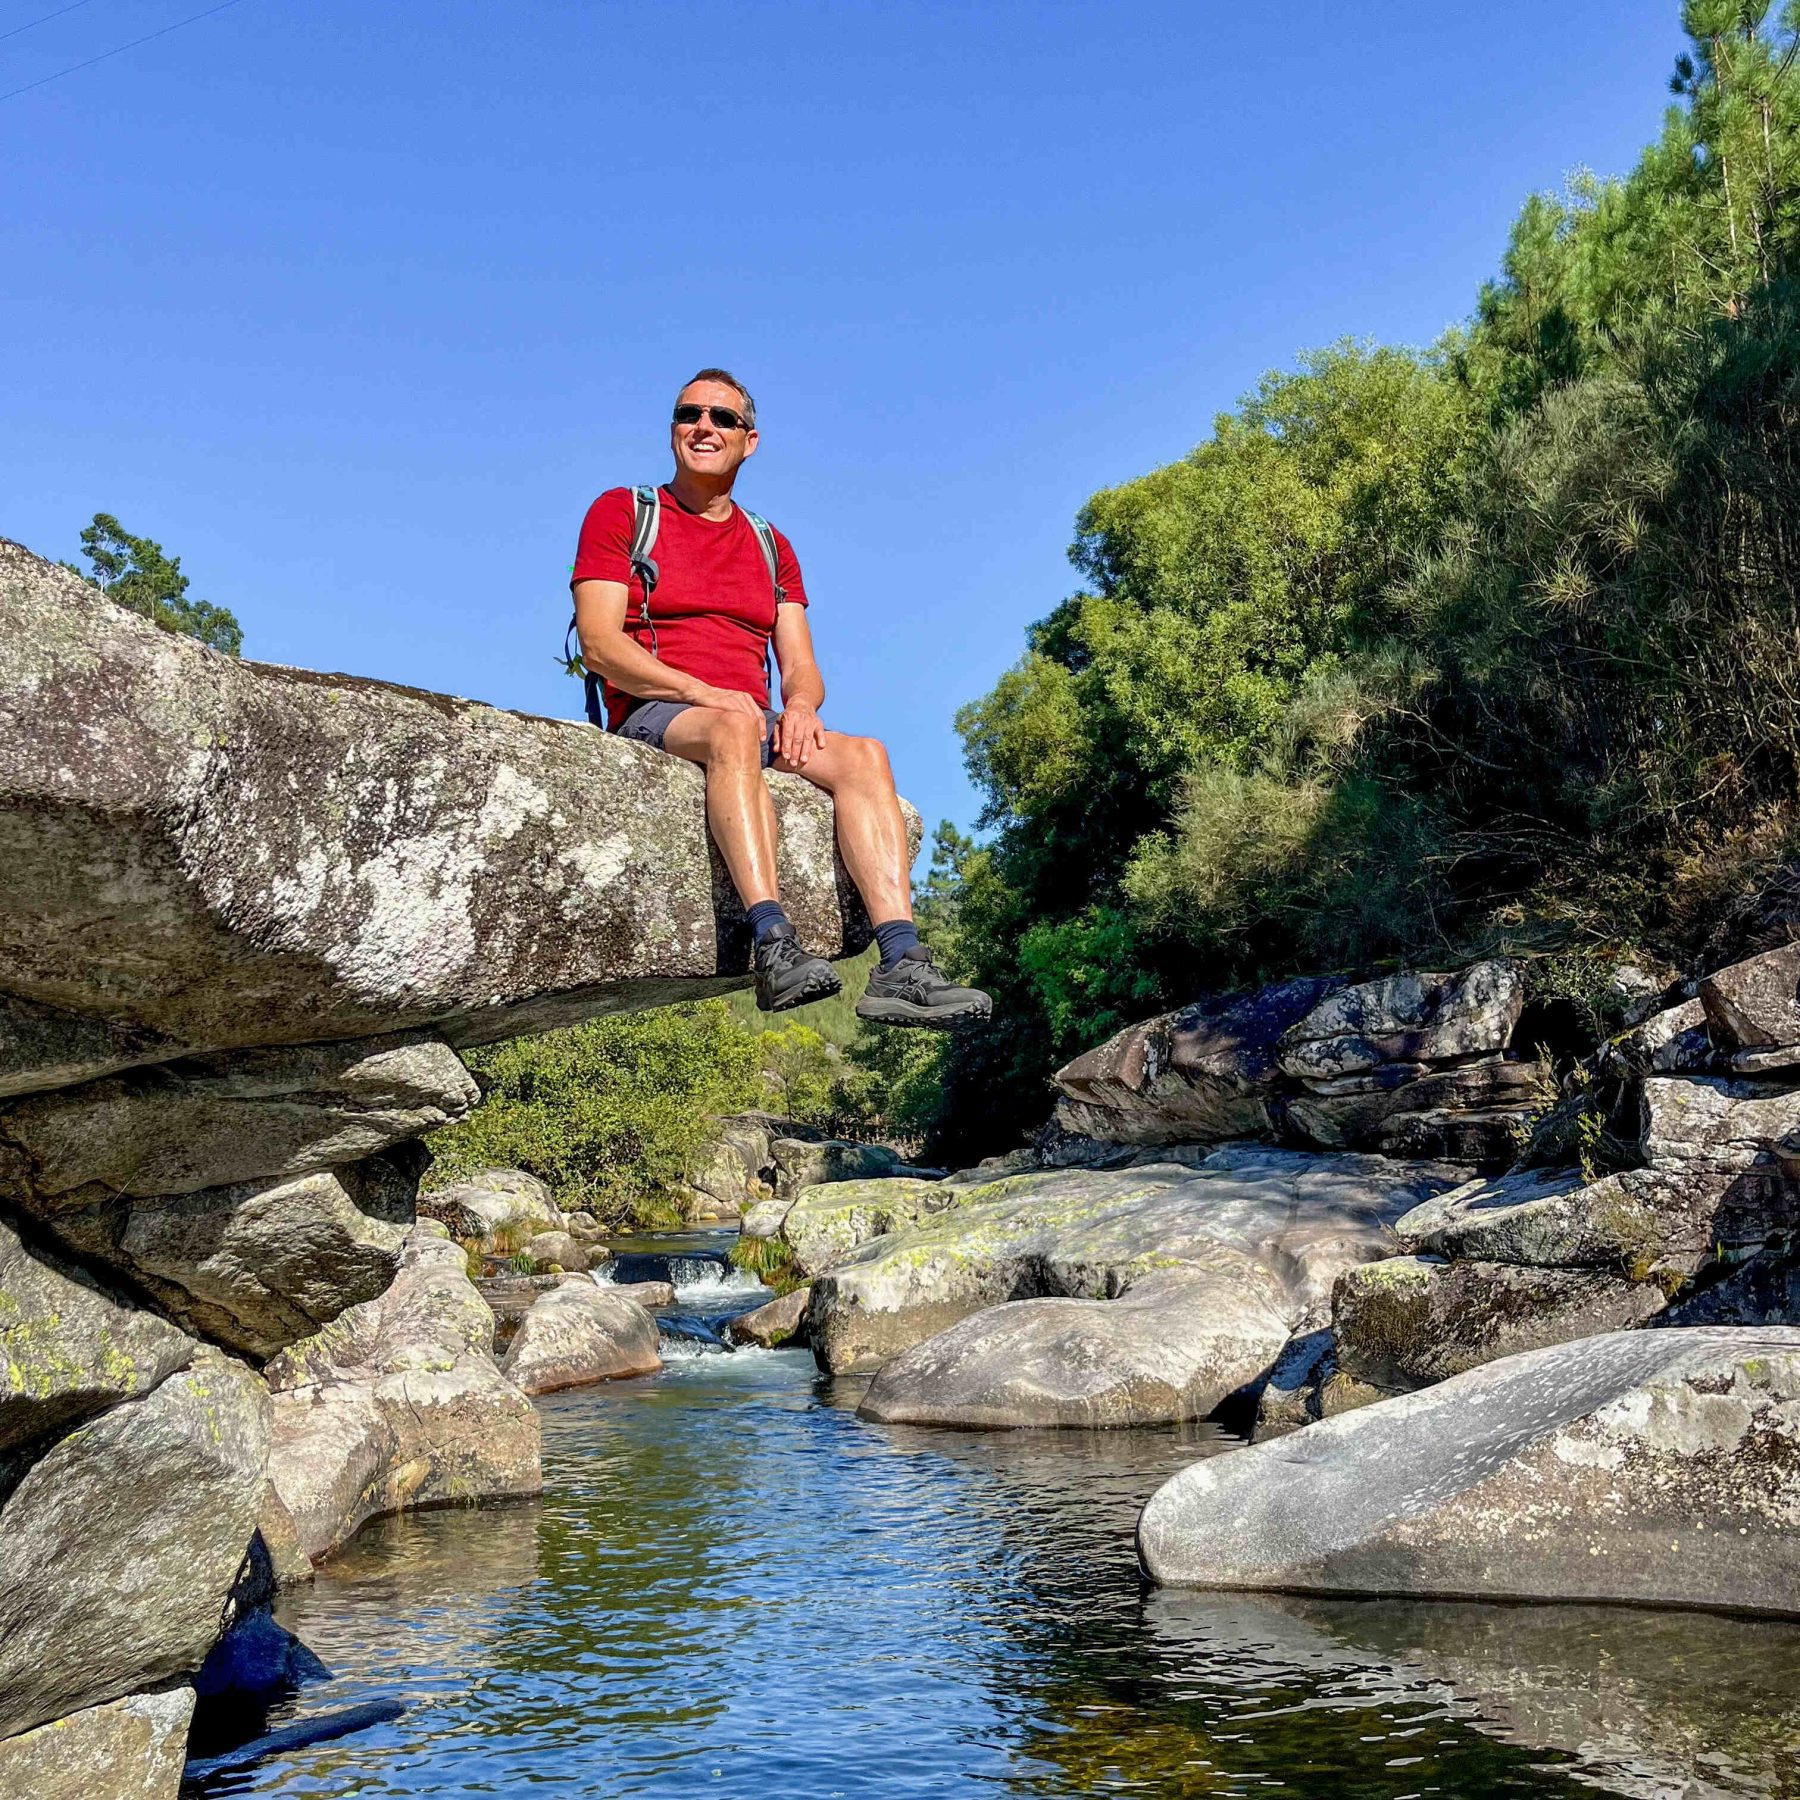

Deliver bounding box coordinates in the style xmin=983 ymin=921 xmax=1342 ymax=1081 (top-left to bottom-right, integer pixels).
xmin=774 ymin=731 xmax=911 ymax=923
xmin=660 ymin=708 xmax=781 ymax=906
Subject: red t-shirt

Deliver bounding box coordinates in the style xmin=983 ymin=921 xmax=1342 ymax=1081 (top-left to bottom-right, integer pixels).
xmin=572 ymin=486 xmax=808 ymax=730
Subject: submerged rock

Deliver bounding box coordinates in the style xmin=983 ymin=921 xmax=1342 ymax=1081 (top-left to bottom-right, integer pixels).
xmin=264 ymin=1224 xmax=540 ymax=1565
xmin=0 ymin=1348 xmax=270 ymax=1738
xmin=808 ymin=1146 xmax=1463 ymax=1392
xmin=499 ymin=1281 xmax=661 ymax=1395
xmin=0 ymin=1686 xmax=194 ymax=1800
xmin=723 ymin=1285 xmax=811 ymax=1348
xmin=1139 ymin=1326 xmax=1800 ymax=1614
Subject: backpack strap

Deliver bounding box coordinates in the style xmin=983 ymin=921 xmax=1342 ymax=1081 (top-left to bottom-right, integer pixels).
xmin=567 ymin=485 xmax=663 ymax=728
xmin=742 ymin=508 xmax=786 ymax=604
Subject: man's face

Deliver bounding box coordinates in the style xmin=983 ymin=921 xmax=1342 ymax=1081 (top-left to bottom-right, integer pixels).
xmin=671 ymin=379 xmax=758 ymax=484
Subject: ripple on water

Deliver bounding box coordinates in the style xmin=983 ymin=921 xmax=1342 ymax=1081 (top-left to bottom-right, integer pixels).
xmin=216 ymin=1311 xmax=1800 ymax=1799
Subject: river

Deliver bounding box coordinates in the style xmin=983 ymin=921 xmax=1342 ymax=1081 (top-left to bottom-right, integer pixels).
xmin=196 ymin=1233 xmax=1800 ymax=1799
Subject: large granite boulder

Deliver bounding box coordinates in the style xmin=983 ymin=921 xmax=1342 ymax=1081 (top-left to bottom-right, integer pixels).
xmin=0 ymin=1215 xmax=195 ymax=1456
xmin=1139 ymin=1327 xmax=1800 ymax=1613
xmin=1700 ymin=941 xmax=1800 ymax=1053
xmin=263 ymin=1224 xmax=540 ymax=1565
xmin=723 ymin=1285 xmax=811 ymax=1348
xmin=1330 ymin=1254 xmax=1667 ymax=1394
xmin=778 ymin=1175 xmax=973 ymax=1277
xmin=418 ymin=1168 xmax=561 ymax=1242
xmin=1052 ymin=977 xmax=1341 ymax=1146
xmin=0 ymin=1687 xmax=195 ymax=1800
xmin=770 ymin=1136 xmax=904 ymax=1200
xmin=1274 ymin=962 xmax=1524 ymax=1081
xmin=858 ymin=1264 xmax=1293 ymax=1429
xmin=1638 ymin=1073 xmax=1800 ymax=1171
xmin=499 ymin=1280 xmax=661 ymax=1395
xmin=808 ymin=1146 xmax=1463 ymax=1385
xmin=1396 ymin=1161 xmax=1800 ymax=1280
xmin=0 ymin=1348 xmax=270 ymax=1738
xmin=0 ymin=538 xmax=894 ymax=1079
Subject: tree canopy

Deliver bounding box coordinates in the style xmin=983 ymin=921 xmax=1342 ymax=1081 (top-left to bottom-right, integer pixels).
xmin=929 ymin=2 xmax=1800 ymax=1161
xmin=67 ymin=513 xmax=244 ymax=656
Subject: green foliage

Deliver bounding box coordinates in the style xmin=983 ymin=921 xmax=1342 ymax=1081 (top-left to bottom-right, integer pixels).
xmin=65 ymin=513 xmax=243 ymax=655
xmin=928 ymin=4 xmax=1800 ymax=1162
xmin=427 ymin=1001 xmax=760 ymax=1228
xmin=728 ymin=1233 xmax=804 ymax=1294
xmin=757 ymin=1022 xmax=839 ymax=1125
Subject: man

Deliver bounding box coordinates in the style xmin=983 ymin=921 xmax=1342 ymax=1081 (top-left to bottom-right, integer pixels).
xmin=571 ymin=368 xmax=991 ymax=1026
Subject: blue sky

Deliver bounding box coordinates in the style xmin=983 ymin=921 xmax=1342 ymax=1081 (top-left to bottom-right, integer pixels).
xmin=5 ymin=0 xmax=1679 ymax=838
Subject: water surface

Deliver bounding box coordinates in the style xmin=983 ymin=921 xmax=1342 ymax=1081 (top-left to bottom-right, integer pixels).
xmin=209 ymin=1254 xmax=1800 ymax=1798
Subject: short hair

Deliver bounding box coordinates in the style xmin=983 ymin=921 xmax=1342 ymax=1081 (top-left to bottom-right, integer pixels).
xmin=678 ymin=367 xmax=755 ymax=427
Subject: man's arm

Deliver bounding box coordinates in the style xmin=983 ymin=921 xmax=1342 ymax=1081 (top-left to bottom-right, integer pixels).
xmin=771 ymin=601 xmax=826 ymax=767
xmin=573 ymin=580 xmax=766 ymax=723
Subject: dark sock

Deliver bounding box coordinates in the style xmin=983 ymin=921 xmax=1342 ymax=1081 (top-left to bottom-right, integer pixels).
xmin=873 ymin=918 xmax=921 ymax=969
xmin=747 ymin=900 xmax=791 ymax=945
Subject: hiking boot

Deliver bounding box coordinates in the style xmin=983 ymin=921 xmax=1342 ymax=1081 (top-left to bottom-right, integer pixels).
xmin=855 ymin=945 xmax=992 ymax=1029
xmin=753 ymin=924 xmax=843 ymax=1012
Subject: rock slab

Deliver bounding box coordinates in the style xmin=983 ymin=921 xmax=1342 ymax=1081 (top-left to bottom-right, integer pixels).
xmin=0 ymin=1687 xmax=194 ymax=1800
xmin=1139 ymin=1327 xmax=1800 ymax=1614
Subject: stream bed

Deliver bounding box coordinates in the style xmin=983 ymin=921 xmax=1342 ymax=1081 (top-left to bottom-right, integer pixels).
xmin=204 ymin=1236 xmax=1800 ymax=1798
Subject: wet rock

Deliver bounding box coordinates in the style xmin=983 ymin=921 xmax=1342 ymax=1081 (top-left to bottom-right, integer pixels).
xmin=810 ymin=1146 xmax=1462 ymax=1377
xmin=723 ymin=1285 xmax=811 ymax=1348
xmin=1139 ymin=1326 xmax=1800 ymax=1614
xmin=781 ymin=1176 xmax=973 ymax=1277
xmin=1700 ymin=942 xmax=1800 ymax=1049
xmin=523 ymin=1229 xmax=588 ymax=1273
xmin=858 ymin=1264 xmax=1292 ymax=1429
xmin=1053 ymin=976 xmax=1342 ymax=1147
xmin=1396 ymin=1161 xmax=1800 ymax=1278
xmin=1276 ymin=962 xmax=1524 ymax=1082
xmin=0 ymin=540 xmax=897 ymax=1066
xmin=1638 ymin=1074 xmax=1800 ymax=1171
xmin=264 ymin=1224 xmax=540 ymax=1566
xmin=0 ymin=1213 xmax=194 ymax=1456
xmin=193 ymin=1607 xmax=329 ymax=1700
xmin=770 ymin=1137 xmax=904 ymax=1200
xmin=0 ymin=1347 xmax=270 ymax=1737
xmin=0 ymin=1686 xmax=194 ymax=1800
xmin=499 ymin=1280 xmax=661 ymax=1395
xmin=1331 ymin=1255 xmax=1667 ymax=1396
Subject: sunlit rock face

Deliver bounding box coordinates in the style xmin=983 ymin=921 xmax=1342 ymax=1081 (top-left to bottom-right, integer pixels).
xmin=1139 ymin=1327 xmax=1800 ymax=1617
xmin=0 ymin=537 xmax=895 ymax=1082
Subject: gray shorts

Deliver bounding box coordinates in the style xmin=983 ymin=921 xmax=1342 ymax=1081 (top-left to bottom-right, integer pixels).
xmin=613 ymin=699 xmax=781 ymax=769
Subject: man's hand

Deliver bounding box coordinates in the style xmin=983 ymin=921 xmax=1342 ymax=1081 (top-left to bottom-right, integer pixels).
xmin=690 ymin=683 xmax=768 ymax=737
xmin=776 ymin=700 xmax=826 ymax=768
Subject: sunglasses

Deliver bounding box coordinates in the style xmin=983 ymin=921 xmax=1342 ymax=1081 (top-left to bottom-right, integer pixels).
xmin=672 ymin=403 xmax=750 ymax=431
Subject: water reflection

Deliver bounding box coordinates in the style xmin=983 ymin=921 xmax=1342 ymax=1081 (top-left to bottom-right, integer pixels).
xmin=221 ymin=1323 xmax=1800 ymax=1799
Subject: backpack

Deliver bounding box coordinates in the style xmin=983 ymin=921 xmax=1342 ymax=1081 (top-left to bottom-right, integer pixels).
xmin=564 ymin=485 xmax=786 ymax=728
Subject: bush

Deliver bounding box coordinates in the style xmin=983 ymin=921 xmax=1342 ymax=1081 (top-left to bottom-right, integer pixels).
xmin=426 ymin=1001 xmax=760 ymax=1229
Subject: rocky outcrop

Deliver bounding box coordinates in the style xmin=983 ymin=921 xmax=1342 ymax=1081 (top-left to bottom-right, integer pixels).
xmin=769 ymin=1176 xmax=969 ymax=1276
xmin=1053 ymin=962 xmax=1539 ymax=1168
xmin=418 ymin=1168 xmax=563 ymax=1241
xmin=0 ymin=535 xmax=898 ymax=1781
xmin=499 ymin=1280 xmax=662 ymax=1394
xmin=808 ymin=1148 xmax=1463 ymax=1410
xmin=263 ymin=1225 xmax=541 ymax=1565
xmin=0 ymin=539 xmax=898 ymax=1075
xmin=1139 ymin=1328 xmax=1800 ymax=1615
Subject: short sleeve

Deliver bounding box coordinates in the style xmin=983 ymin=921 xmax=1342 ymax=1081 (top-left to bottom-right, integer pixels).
xmin=772 ymin=525 xmax=808 ymax=608
xmin=572 ymin=488 xmax=637 ymax=588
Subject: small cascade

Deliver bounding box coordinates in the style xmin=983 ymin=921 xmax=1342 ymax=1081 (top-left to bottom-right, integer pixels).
xmin=656 ymin=1312 xmax=734 ymax=1356
xmin=608 ymin=1250 xmax=764 ymax=1303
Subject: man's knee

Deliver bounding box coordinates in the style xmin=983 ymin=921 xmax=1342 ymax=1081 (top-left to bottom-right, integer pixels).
xmin=703 ymin=710 xmax=768 ymax=766
xmin=839 ymin=733 xmax=894 ymax=786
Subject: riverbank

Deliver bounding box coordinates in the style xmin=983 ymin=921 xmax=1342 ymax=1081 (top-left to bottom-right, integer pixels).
xmin=193 ymin=1242 xmax=1800 ymax=1799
